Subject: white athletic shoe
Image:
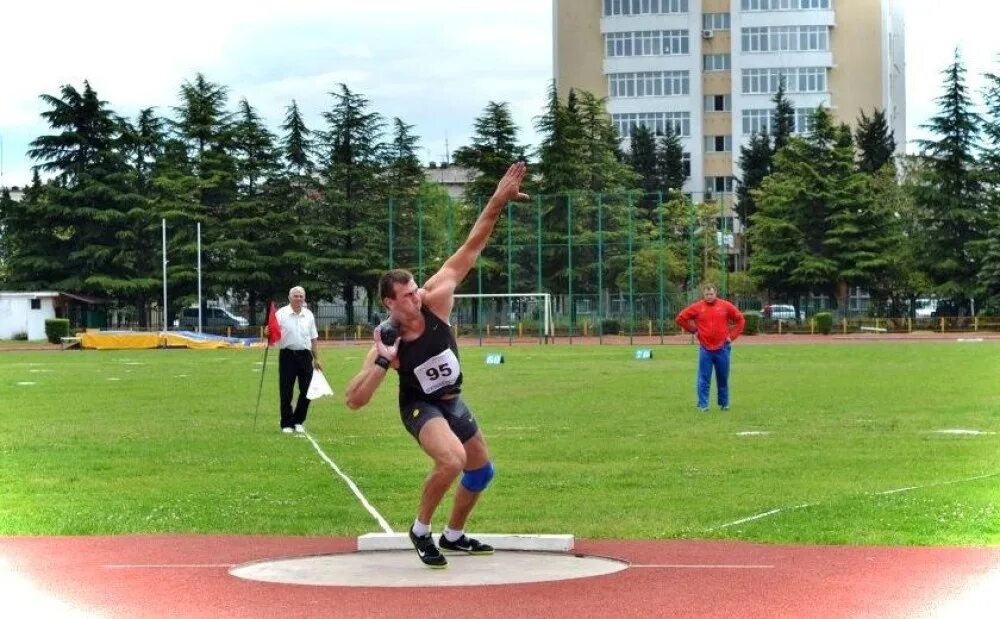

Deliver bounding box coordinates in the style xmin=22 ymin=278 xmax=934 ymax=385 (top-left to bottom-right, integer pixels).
xmin=282 ymin=427 xmax=294 ymax=434
xmin=294 ymin=424 xmax=305 ymax=433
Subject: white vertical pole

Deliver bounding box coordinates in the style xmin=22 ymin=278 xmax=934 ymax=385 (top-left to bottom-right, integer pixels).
xmin=162 ymin=219 xmax=168 ymax=331
xmin=197 ymin=222 xmax=203 ymax=333
xmin=544 ymin=293 xmax=552 ymax=339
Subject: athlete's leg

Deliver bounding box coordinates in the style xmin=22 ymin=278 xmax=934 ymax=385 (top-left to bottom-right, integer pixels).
xmin=415 ymin=417 xmax=467 ymax=524
xmin=447 ymin=431 xmax=490 ymax=531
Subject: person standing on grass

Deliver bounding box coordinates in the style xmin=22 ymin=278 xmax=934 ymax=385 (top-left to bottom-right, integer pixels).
xmin=676 ymin=283 xmax=745 ymax=412
xmin=345 ymin=162 xmax=529 ymax=569
xmin=267 ymin=286 xmax=322 ymax=434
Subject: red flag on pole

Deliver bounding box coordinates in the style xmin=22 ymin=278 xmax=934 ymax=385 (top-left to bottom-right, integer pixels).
xmin=266 ymin=301 xmax=282 ymax=346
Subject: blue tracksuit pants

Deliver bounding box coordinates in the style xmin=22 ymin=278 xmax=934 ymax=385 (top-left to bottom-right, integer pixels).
xmin=697 ymin=343 xmax=731 ymax=409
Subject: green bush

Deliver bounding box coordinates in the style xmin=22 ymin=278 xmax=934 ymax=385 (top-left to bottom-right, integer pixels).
xmin=44 ymin=319 xmax=71 ymax=344
xmin=742 ymin=311 xmax=761 ymax=335
xmin=600 ymin=319 xmax=622 ymax=334
xmin=814 ymin=312 xmax=834 ymax=335
xmin=12 ymin=331 xmax=28 ymax=341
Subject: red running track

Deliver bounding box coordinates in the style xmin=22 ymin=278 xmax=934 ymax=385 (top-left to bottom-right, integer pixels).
xmin=1 ymin=536 xmax=998 ymax=618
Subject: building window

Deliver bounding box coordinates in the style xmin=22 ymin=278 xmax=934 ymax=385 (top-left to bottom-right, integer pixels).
xmin=741 ymin=107 xmax=819 ymax=135
xmin=741 ymin=26 xmax=829 ymax=52
xmin=613 ymin=112 xmax=691 ymax=138
xmin=741 ymin=0 xmax=831 ymax=11
xmin=702 ymin=13 xmax=731 ymax=31
xmin=605 ymin=30 xmax=690 ymax=57
xmin=609 ymin=71 xmax=690 ymax=98
xmin=30 ymin=298 xmax=41 ymax=310
xmin=741 ymin=67 xmax=827 ymax=94
xmin=604 ymin=0 xmax=690 ymax=16
xmin=703 ymin=54 xmax=731 ymax=72
xmin=682 ymin=152 xmax=691 ymax=178
xmin=704 ymin=94 xmax=732 ymax=111
xmin=704 ymin=135 xmax=733 ymax=152
xmin=705 ymin=176 xmax=736 ymax=193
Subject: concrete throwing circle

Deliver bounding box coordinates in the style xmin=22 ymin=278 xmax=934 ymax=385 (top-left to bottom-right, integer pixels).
xmin=230 ymin=550 xmax=628 ymax=587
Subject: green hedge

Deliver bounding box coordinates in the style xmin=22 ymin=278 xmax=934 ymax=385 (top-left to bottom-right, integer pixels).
xmin=742 ymin=311 xmax=761 ymax=335
xmin=814 ymin=312 xmax=834 ymax=335
xmin=44 ymin=319 xmax=71 ymax=344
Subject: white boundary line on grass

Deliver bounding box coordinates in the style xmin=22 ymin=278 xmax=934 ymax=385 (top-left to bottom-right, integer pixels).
xmin=710 ymin=472 xmax=1000 ymax=531
xmin=875 ymin=472 xmax=999 ymax=496
xmin=302 ymin=431 xmax=394 ymax=534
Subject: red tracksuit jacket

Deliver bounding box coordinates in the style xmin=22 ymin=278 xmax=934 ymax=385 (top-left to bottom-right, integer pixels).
xmin=676 ymin=299 xmax=745 ymax=351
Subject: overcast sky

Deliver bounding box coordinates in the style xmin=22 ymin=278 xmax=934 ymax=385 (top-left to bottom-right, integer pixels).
xmin=1 ymin=0 xmax=997 ymax=188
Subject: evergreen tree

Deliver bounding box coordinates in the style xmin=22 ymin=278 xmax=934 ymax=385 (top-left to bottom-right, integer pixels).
xmin=453 ymin=101 xmax=528 ymax=200
xmin=736 ymin=130 xmax=772 ymax=231
xmin=27 ymin=81 xmax=140 ymax=297
xmin=854 ymin=108 xmax=896 ymax=173
xmin=977 ymin=61 xmax=1000 ymax=313
xmin=0 ymin=188 xmax=15 ymax=285
xmin=118 ymin=108 xmax=167 ymax=326
xmin=977 ymin=220 xmax=1000 ymax=314
xmin=657 ymin=124 xmax=686 ymax=193
xmin=280 ymin=99 xmax=314 ymax=175
xmin=315 ymin=84 xmax=386 ymax=324
xmin=822 ymin=117 xmax=894 ymax=310
xmin=749 ymin=109 xmax=852 ymax=308
xmin=221 ymin=98 xmax=285 ymax=317
xmin=628 ymin=123 xmax=659 ymax=194
xmin=384 ymin=118 xmax=447 ymax=283
xmin=534 ymin=82 xmax=587 ymax=196
xmin=568 ymin=90 xmax=639 ymax=317
xmin=167 ymin=73 xmax=238 ymax=316
xmin=772 ymin=80 xmax=795 ymax=153
xmin=271 ymin=99 xmax=320 ymax=308
xmin=913 ymin=51 xmax=985 ymax=313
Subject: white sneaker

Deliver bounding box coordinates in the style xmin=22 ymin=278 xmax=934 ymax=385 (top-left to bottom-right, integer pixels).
xmin=294 ymin=424 xmax=305 ymax=434
xmin=281 ymin=427 xmax=294 ymax=434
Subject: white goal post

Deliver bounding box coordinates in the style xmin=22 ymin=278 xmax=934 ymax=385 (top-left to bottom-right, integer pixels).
xmin=453 ymin=293 xmax=552 ymax=337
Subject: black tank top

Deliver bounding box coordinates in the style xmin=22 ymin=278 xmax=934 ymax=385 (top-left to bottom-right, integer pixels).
xmin=396 ymin=306 xmax=463 ymax=406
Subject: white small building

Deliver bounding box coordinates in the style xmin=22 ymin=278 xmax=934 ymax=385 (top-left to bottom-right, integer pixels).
xmin=0 ymin=292 xmax=59 ymax=340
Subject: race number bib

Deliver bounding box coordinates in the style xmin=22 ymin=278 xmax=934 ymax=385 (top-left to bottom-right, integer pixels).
xmin=414 ymin=348 xmax=461 ymax=394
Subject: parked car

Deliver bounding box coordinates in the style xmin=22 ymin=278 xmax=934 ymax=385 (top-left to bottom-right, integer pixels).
xmin=175 ymin=306 xmax=249 ymax=329
xmin=762 ymin=304 xmax=798 ymax=321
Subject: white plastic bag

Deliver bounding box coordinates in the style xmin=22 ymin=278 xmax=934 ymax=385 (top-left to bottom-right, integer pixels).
xmin=306 ymin=369 xmax=334 ymax=400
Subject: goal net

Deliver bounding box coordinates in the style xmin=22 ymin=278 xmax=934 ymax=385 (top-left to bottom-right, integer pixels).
xmin=453 ymin=293 xmax=552 ymax=338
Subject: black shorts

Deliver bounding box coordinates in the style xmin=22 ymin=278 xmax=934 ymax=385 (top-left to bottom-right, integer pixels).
xmin=400 ymin=397 xmax=479 ymax=444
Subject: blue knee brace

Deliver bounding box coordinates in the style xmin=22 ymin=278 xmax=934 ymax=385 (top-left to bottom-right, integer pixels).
xmin=460 ymin=461 xmax=495 ymax=493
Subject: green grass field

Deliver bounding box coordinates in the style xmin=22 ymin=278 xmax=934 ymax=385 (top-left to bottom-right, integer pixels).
xmin=1 ymin=342 xmax=998 ymax=545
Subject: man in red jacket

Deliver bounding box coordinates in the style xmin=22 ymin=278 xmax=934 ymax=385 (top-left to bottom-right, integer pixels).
xmin=675 ymin=283 xmax=745 ymax=412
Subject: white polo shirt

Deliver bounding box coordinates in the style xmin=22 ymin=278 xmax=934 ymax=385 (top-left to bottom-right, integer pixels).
xmin=276 ymin=305 xmax=318 ymax=350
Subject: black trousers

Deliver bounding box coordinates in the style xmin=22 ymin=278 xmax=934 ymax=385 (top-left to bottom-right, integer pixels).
xmin=279 ymin=348 xmax=313 ymax=428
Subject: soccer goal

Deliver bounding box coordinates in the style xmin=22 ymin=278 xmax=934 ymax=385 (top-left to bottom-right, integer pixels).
xmin=453 ymin=293 xmax=553 ymax=338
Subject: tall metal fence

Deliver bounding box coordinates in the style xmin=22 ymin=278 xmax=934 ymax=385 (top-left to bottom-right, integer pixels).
xmin=81 ymin=191 xmax=996 ymax=340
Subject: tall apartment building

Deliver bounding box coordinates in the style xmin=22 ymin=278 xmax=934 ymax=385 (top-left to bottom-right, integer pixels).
xmin=553 ymin=0 xmax=905 ymax=263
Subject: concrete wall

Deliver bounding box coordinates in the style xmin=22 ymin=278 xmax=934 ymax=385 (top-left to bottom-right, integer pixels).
xmin=0 ymin=293 xmax=57 ymax=340
xmin=554 ymin=0 xmax=606 ymax=99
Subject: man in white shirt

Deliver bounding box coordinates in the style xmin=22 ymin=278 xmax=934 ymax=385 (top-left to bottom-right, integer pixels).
xmin=273 ymin=286 xmax=322 ymax=434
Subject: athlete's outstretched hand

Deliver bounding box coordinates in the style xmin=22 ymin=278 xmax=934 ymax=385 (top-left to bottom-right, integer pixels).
xmin=492 ymin=161 xmax=530 ymax=204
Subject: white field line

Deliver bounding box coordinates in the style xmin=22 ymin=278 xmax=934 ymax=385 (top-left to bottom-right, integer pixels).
xmin=875 ymin=472 xmax=1000 ymax=496
xmin=711 ymin=472 xmax=1000 ymax=531
xmin=710 ymin=504 xmax=815 ymax=531
xmin=302 ymin=431 xmax=394 ymax=534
